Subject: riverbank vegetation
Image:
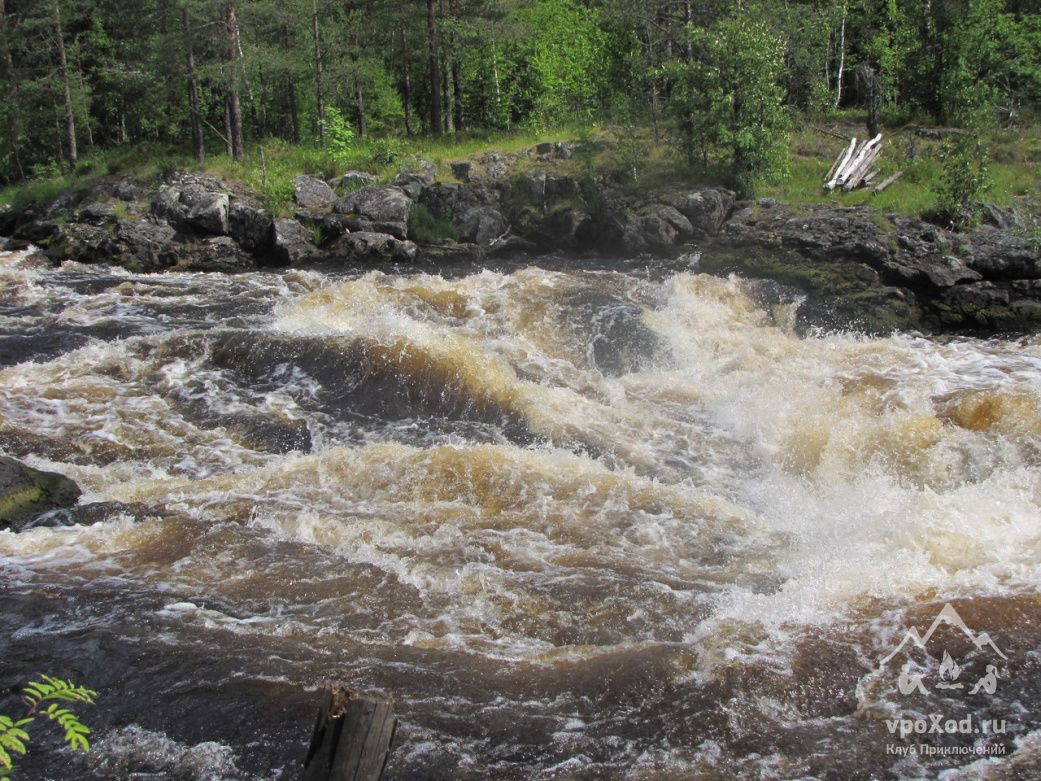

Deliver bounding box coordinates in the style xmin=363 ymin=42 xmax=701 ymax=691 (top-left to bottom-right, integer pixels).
xmin=1 ymin=0 xmax=1040 ymax=206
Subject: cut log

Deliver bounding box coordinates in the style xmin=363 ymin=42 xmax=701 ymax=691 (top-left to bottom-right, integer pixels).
xmin=862 ymin=169 xmax=879 ymax=185
xmin=301 ymin=684 xmax=397 ymax=781
xmin=842 ymin=144 xmax=884 ymax=191
xmin=824 ymin=138 xmax=857 ymax=190
xmin=836 ymin=133 xmax=883 ymax=190
xmin=873 ymin=170 xmax=904 ymax=194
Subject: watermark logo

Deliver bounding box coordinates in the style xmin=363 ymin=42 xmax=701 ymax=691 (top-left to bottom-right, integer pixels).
xmin=873 ymin=602 xmax=1011 ymax=757
xmin=878 ymin=602 xmax=1007 ymax=697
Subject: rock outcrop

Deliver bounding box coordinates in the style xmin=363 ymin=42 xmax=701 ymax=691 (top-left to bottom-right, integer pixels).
xmin=0 ymin=456 xmax=81 ymax=532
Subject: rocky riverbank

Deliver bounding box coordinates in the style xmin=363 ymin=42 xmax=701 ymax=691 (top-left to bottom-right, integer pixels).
xmin=1 ymin=142 xmax=1039 ymax=334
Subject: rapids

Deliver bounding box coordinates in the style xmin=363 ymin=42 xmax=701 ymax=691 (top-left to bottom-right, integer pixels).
xmin=1 ymin=247 xmax=1040 ymax=780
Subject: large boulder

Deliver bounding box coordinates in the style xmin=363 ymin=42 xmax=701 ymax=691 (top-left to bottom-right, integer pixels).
xmin=107 ymin=219 xmax=179 ymax=272
xmin=456 ymin=206 xmax=509 ymax=247
xmin=228 ymin=198 xmax=275 ymax=255
xmin=666 ymin=188 xmax=735 ymax=237
xmin=0 ymin=455 xmax=81 ymax=532
xmin=334 ymin=185 xmax=414 ymax=240
xmin=329 ymin=171 xmax=378 ymax=192
xmin=272 ymin=218 xmax=324 ymax=265
xmin=184 ymin=191 xmax=230 ymax=235
xmin=177 ymin=236 xmax=255 ymax=272
xmin=43 ymin=223 xmax=110 ymax=263
xmin=965 ymin=229 xmax=1041 ymax=280
xmin=293 ymin=175 xmax=337 ymax=212
xmin=151 ymin=173 xmax=231 ymax=235
xmin=328 ymin=231 xmax=418 ymax=263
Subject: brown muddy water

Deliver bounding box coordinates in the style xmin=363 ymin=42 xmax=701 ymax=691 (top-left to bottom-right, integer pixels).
xmin=1 ymin=248 xmax=1041 ymax=780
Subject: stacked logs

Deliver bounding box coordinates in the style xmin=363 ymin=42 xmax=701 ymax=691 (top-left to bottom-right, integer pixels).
xmin=823 ymin=134 xmax=901 ymax=193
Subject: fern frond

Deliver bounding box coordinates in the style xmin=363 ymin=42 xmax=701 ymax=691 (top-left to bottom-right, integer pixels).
xmin=22 ymin=676 xmax=97 ymax=711
xmin=41 ymin=704 xmax=91 ymax=753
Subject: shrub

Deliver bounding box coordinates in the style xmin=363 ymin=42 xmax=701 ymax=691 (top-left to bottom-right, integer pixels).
xmin=933 ymin=134 xmax=991 ymax=229
xmin=408 ymin=203 xmax=456 ymax=244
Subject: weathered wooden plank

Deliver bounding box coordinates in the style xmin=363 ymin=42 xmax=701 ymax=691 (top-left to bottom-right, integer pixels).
xmin=301 ymin=684 xmax=396 ymax=781
xmin=873 ymin=170 xmax=904 ymax=193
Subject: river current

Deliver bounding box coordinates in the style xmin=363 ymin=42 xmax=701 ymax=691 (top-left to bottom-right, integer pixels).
xmin=1 ymin=248 xmax=1040 ymax=780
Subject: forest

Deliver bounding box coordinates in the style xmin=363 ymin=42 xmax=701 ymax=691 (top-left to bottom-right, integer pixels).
xmin=1 ymin=0 xmax=1040 ymax=193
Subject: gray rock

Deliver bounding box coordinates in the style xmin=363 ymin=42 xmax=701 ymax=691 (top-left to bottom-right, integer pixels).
xmin=667 ymin=189 xmax=735 ymax=236
xmin=456 ymin=206 xmax=509 ymax=247
xmin=293 ymin=175 xmax=337 ymax=212
xmin=511 ymin=170 xmax=547 ymax=212
xmin=272 ymin=218 xmax=323 ymax=265
xmin=335 ymin=185 xmax=414 ymax=240
xmin=184 ymin=191 xmax=229 ymax=235
xmin=329 ymin=171 xmax=378 ymax=192
xmin=0 ymin=455 xmax=81 ymax=532
xmin=43 ymin=223 xmax=110 ymax=263
xmin=228 ymin=199 xmax=275 ymax=254
xmin=114 ymin=177 xmax=145 ymax=201
xmin=536 ymin=208 xmax=592 ymax=250
xmin=108 ymin=219 xmax=178 ymax=271
xmin=966 ymin=229 xmax=1041 ymax=280
xmin=328 ymin=231 xmax=418 ymax=263
xmin=178 ymin=236 xmax=255 ymax=272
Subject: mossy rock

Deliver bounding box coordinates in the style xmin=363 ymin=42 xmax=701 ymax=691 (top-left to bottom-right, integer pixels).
xmin=0 ymin=456 xmax=81 ymax=532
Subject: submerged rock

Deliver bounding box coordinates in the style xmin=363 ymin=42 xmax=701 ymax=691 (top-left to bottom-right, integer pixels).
xmin=0 ymin=456 xmax=81 ymax=532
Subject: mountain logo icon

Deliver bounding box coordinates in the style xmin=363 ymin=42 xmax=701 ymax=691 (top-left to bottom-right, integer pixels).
xmin=879 ymin=603 xmax=1007 ymax=667
xmin=878 ymin=603 xmax=1007 ymax=697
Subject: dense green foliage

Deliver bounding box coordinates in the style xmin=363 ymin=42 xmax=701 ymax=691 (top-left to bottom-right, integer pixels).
xmin=1 ymin=0 xmax=1040 ymax=193
xmin=0 ymin=675 xmax=97 ymax=777
xmin=934 ymin=134 xmax=992 ymax=228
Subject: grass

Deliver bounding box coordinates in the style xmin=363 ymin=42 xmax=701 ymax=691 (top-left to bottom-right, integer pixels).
xmin=2 ymin=115 xmax=1038 ymax=224
xmin=408 ymin=203 xmax=457 ymax=243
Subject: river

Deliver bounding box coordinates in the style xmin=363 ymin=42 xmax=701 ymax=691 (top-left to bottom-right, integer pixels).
xmin=1 ymin=248 xmax=1040 ymax=780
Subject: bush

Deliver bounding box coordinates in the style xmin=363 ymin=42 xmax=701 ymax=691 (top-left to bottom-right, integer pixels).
xmin=408 ymin=203 xmax=456 ymax=244
xmin=324 ymin=106 xmax=356 ymax=167
xmin=370 ymin=138 xmax=404 ymax=168
xmin=933 ymin=135 xmax=991 ymax=229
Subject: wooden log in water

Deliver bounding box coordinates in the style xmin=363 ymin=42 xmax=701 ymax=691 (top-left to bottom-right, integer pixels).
xmin=301 ymin=684 xmax=397 ymax=781
xmin=873 ymin=170 xmax=904 ymax=194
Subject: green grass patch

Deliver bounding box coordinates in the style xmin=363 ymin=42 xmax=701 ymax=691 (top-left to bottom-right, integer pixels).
xmin=408 ymin=203 xmax=457 ymax=244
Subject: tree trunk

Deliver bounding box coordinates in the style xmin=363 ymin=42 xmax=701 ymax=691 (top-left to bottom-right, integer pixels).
xmin=400 ymin=22 xmax=413 ymax=135
xmin=53 ymin=0 xmax=77 ymax=169
xmin=183 ymin=8 xmax=205 ymax=164
xmin=833 ymin=6 xmax=846 ymax=109
xmin=313 ymin=0 xmax=325 ymax=145
xmin=439 ymin=0 xmax=453 ymax=132
xmin=225 ymin=4 xmax=244 ymax=161
xmin=224 ymin=96 xmax=234 ymax=157
xmin=355 ymin=81 xmax=366 ymax=136
xmin=684 ymin=0 xmax=693 ymax=62
xmin=427 ymin=0 xmax=441 ymax=134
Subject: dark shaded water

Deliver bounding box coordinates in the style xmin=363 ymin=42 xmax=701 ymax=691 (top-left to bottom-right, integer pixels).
xmin=2 ymin=250 xmax=1041 ymax=780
